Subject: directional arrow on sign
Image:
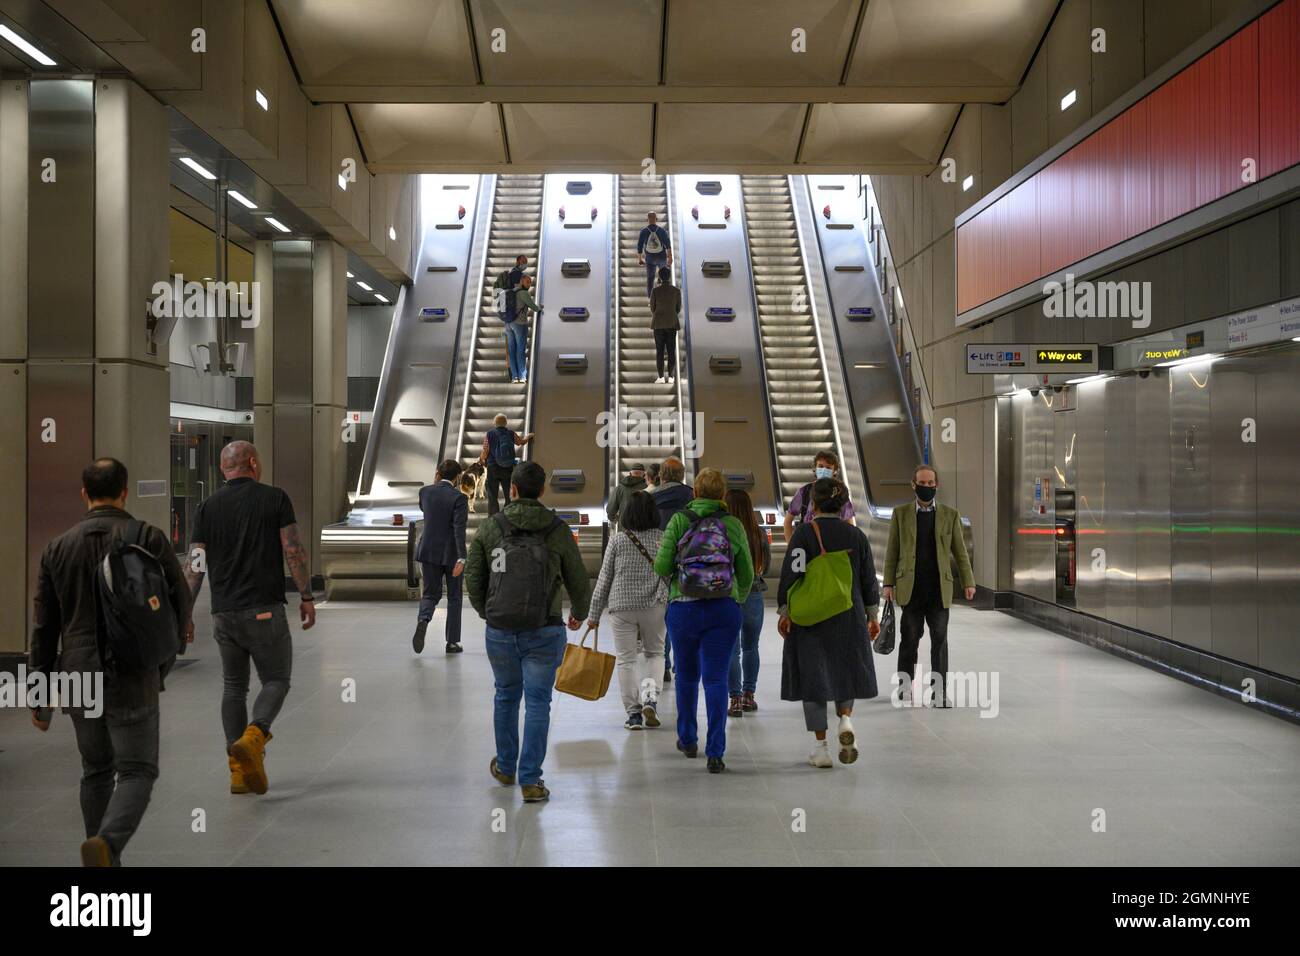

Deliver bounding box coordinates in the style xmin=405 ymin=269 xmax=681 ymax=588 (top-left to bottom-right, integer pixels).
xmin=1038 ymin=350 xmax=1047 ymax=360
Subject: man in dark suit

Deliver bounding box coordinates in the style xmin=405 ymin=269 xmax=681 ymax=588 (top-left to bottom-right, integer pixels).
xmin=413 ymin=459 xmax=469 ymax=655
xmin=882 ymin=464 xmax=976 ymax=708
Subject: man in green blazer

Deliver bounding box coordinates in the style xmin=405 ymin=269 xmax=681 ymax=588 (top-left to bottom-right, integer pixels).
xmin=882 ymin=464 xmax=976 ymax=707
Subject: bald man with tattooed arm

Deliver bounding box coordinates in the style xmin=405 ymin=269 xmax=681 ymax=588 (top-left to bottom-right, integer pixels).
xmin=184 ymin=440 xmax=314 ymax=796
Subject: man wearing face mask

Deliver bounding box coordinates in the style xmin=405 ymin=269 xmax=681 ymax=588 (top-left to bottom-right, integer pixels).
xmin=882 ymin=464 xmax=976 ymax=707
xmin=783 ymin=451 xmax=856 ymax=543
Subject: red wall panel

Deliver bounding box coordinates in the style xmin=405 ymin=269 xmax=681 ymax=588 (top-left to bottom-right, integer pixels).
xmin=956 ymin=3 xmax=1292 ymax=317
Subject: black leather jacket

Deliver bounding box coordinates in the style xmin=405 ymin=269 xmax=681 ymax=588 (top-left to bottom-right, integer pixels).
xmin=30 ymin=506 xmax=191 ymax=712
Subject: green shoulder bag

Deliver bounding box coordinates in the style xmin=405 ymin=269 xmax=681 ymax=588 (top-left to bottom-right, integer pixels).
xmin=787 ymin=520 xmax=854 ymax=626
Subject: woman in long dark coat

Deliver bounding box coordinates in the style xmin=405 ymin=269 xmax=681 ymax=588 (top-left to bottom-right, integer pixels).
xmin=777 ymin=478 xmax=880 ymax=768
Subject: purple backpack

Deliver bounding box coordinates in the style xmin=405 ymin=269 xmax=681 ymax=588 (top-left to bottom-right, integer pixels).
xmin=675 ymin=511 xmax=734 ymax=598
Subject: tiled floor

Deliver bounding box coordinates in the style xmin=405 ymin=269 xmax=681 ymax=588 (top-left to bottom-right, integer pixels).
xmin=2 ymin=595 xmax=1298 ymax=866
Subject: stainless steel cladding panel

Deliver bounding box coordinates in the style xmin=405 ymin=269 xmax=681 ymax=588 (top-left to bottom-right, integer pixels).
xmin=675 ymin=175 xmax=778 ymax=508
xmin=1134 ymin=372 xmax=1172 ymax=640
xmin=1 ymin=366 xmax=27 ymax=652
xmin=1209 ymin=357 xmax=1258 ymax=667
xmin=1009 ymin=391 xmax=1056 ymax=601
xmin=270 ymin=241 xmax=315 ymax=407
xmin=1073 ymin=384 xmax=1106 ymax=616
xmin=1169 ymin=362 xmax=1213 ymax=652
xmin=27 ymin=363 xmax=95 ymax=620
xmin=28 ymin=80 xmax=94 ymax=358
xmin=272 ymin=403 xmax=313 ymax=542
xmin=1256 ymin=350 xmax=1300 ymax=679
xmin=1103 ymin=378 xmax=1138 ymax=629
xmin=803 ymin=175 xmax=919 ymax=508
xmin=360 ymin=175 xmax=482 ymax=506
xmin=529 ymin=174 xmax=614 ymax=513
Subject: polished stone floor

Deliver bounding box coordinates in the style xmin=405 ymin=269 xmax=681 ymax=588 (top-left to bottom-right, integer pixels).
xmin=2 ymin=593 xmax=1298 ymax=867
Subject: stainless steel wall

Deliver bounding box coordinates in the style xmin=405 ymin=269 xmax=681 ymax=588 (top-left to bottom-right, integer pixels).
xmin=1008 ymin=346 xmax=1300 ymax=680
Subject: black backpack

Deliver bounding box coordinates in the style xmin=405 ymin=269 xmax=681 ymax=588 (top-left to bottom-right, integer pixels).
xmin=97 ymin=521 xmax=180 ymax=673
xmin=487 ymin=427 xmax=517 ymax=468
xmin=485 ymin=513 xmax=566 ymax=630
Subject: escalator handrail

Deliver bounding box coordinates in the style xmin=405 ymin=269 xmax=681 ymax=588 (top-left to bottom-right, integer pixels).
xmin=453 ymin=174 xmax=499 ymax=469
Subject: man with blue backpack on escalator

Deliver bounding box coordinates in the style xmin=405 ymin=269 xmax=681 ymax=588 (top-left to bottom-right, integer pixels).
xmin=480 ymin=413 xmax=535 ymax=517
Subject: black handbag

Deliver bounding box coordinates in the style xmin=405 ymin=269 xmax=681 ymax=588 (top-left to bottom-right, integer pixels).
xmin=874 ymin=598 xmax=896 ymax=655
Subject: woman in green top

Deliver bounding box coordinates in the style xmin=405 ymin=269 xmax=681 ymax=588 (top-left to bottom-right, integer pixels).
xmin=653 ymin=468 xmax=753 ymax=773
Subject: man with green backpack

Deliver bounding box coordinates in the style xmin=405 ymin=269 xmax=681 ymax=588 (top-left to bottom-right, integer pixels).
xmin=776 ymin=478 xmax=879 ymax=769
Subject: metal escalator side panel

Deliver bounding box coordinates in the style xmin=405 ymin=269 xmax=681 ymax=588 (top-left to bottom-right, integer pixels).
xmin=802 ymin=175 xmax=921 ymax=513
xmin=356 ymin=174 xmax=485 ymax=508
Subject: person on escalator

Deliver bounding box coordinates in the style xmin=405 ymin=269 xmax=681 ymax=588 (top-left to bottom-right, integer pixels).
xmin=650 ymin=266 xmax=681 ymax=385
xmin=503 ymin=275 xmax=542 ymax=385
xmin=783 ymin=450 xmax=856 ymax=543
xmin=480 ymin=414 xmax=535 ymax=516
xmin=637 ymin=212 xmax=673 ymax=300
xmin=606 ymin=462 xmax=648 ymax=528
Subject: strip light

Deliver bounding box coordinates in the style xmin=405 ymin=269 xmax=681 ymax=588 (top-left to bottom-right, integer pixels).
xmin=1156 ymin=353 xmax=1220 ymax=368
xmin=179 ymin=157 xmax=216 ymax=180
xmin=356 ymin=281 xmax=373 ymax=291
xmin=227 ymin=190 xmax=257 ymax=210
xmin=0 ymin=25 xmax=56 ymax=66
xmin=1060 ymin=89 xmax=1077 ymax=111
xmin=264 ymin=217 xmax=291 ymax=233
xmin=1065 ymin=373 xmax=1109 ymax=386
xmin=255 ymin=89 xmax=269 ymax=111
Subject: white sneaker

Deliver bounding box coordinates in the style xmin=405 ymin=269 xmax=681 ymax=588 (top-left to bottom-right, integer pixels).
xmin=809 ymin=741 xmax=833 ymax=769
xmin=837 ymin=715 xmax=858 ymax=764
xmin=655 ymin=376 xmax=664 ymax=384
xmin=667 ymin=376 xmax=675 ymax=385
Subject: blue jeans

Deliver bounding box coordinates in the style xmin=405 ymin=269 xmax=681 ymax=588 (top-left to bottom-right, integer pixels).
xmin=728 ymin=589 xmax=764 ymax=696
xmin=645 ymin=253 xmax=667 ymax=299
xmin=667 ymin=599 xmax=742 ymax=759
xmin=485 ymin=625 xmax=566 ymax=786
xmin=504 ymin=320 xmax=528 ymax=381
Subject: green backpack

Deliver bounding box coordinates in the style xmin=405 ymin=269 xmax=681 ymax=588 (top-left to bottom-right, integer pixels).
xmin=787 ymin=520 xmax=854 ymax=626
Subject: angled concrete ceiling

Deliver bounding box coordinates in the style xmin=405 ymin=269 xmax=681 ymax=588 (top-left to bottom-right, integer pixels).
xmin=267 ymin=0 xmax=1059 ymax=174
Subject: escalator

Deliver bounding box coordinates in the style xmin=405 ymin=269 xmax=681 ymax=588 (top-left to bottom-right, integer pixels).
xmin=453 ymin=173 xmax=545 ymax=532
xmin=740 ymin=175 xmax=838 ymax=514
xmin=613 ymin=174 xmax=692 ymax=486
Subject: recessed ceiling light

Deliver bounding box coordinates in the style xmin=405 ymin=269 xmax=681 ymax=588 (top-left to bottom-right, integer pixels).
xmin=388 ymin=226 xmax=397 ymax=241
xmin=0 ymin=25 xmax=56 ymax=66
xmin=338 ymin=173 xmax=347 ymax=191
xmin=255 ymin=89 xmax=269 ymax=111
xmin=356 ymin=281 xmax=373 ymax=291
xmin=961 ymin=175 xmax=974 ymax=192
xmin=264 ymin=216 xmax=290 ymax=233
xmin=227 ymin=190 xmax=256 ymax=209
xmin=1065 ymin=373 xmax=1109 ymax=386
xmin=1060 ymin=89 xmax=1077 ymax=111
xmin=346 ymin=271 xmax=354 ymax=278
xmin=179 ymin=157 xmax=216 ymax=180
xmin=375 ymin=294 xmax=389 ymax=303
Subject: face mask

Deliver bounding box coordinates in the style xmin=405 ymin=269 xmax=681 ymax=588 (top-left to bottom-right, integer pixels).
xmin=814 ymin=467 xmax=834 ymax=480
xmin=915 ymin=484 xmax=937 ymax=503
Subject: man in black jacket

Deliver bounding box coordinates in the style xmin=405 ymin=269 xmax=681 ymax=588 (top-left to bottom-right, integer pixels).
xmin=29 ymin=458 xmax=191 ymax=867
xmin=414 ymin=459 xmax=469 ymax=655
xmin=651 ymin=456 xmax=694 ymax=531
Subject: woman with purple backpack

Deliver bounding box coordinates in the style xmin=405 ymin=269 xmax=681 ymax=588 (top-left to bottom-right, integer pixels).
xmin=653 ymin=468 xmax=754 ymax=774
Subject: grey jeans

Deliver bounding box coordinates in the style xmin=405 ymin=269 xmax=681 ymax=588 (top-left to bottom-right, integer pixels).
xmin=213 ymin=604 xmax=293 ymax=747
xmin=803 ymin=699 xmax=855 ymax=733
xmin=609 ymin=605 xmax=667 ymax=714
xmin=70 ymin=695 xmax=160 ymax=864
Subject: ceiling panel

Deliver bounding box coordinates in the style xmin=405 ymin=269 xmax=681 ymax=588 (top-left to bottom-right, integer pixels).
xmin=657 ymin=103 xmax=806 ymax=165
xmin=845 ymin=0 xmax=1057 ymax=90
xmin=351 ymin=102 xmax=505 ymax=168
xmin=504 ymin=103 xmax=653 ymax=164
xmin=470 ymin=0 xmax=661 ymax=86
xmin=272 ymin=0 xmax=477 ymax=87
xmin=665 ymin=0 xmax=861 ymax=86
xmin=801 ymin=102 xmax=959 ymax=168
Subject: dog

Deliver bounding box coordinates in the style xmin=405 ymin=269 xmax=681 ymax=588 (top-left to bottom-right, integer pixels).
xmin=459 ymin=460 xmax=488 ymax=512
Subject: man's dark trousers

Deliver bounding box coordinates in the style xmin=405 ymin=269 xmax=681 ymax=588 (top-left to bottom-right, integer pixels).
xmin=486 ymin=463 xmax=513 ymax=515
xmin=419 ymin=562 xmax=462 ymax=644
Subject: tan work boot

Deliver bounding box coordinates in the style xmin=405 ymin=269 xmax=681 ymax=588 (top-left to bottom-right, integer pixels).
xmin=229 ymin=724 xmax=271 ymax=795
xmin=80 ymin=835 xmax=113 ymax=867
xmin=229 ymin=754 xmax=251 ymax=794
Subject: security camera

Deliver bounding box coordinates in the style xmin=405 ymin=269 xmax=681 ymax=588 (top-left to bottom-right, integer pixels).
xmin=1138 ymin=369 xmax=1150 ymax=379
xmin=1028 ymin=387 xmax=1041 ymax=397
xmin=1051 ymin=385 xmax=1063 ymax=394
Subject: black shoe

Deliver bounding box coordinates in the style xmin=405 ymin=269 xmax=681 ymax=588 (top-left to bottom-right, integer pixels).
xmin=624 ymin=712 xmax=644 ymax=730
xmin=676 ymin=739 xmax=698 ymax=758
xmin=412 ymin=622 xmax=428 ymax=654
xmin=663 ymin=667 xmax=672 ymax=684
xmin=707 ymin=757 xmax=725 ymax=774
xmin=445 ymin=642 xmax=463 ymax=654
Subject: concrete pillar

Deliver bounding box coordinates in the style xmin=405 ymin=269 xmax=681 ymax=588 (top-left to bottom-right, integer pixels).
xmin=253 ymin=238 xmax=348 ymax=581
xmin=0 ymin=78 xmax=169 ymax=657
